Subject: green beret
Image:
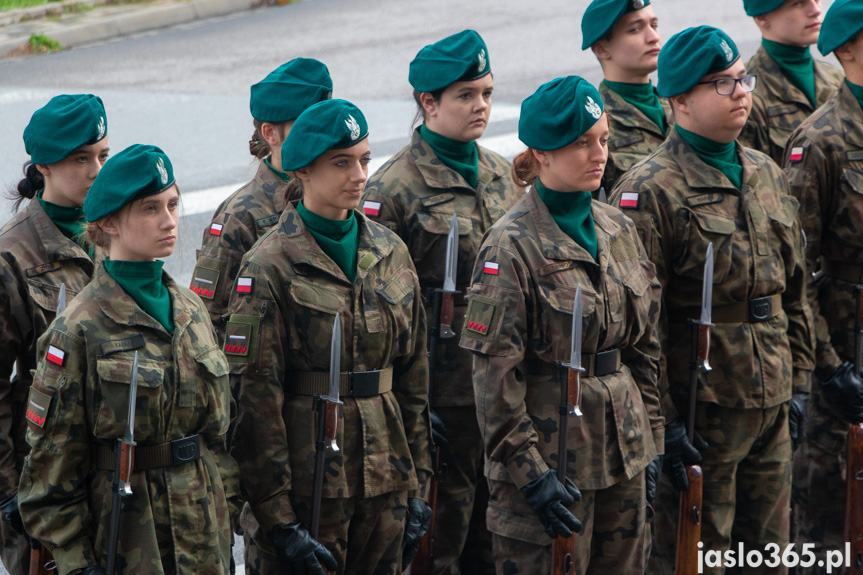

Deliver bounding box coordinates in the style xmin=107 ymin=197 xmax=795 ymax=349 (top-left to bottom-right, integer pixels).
xmin=249 ymin=58 xmax=333 ymax=123
xmin=818 ymin=0 xmax=863 ymax=55
xmin=658 ymin=26 xmax=740 ymax=97
xmin=23 ymin=94 xmax=107 ymax=165
xmin=84 ymin=144 xmax=175 ymax=222
xmin=518 ymin=76 xmax=605 ymax=151
xmin=281 ymin=99 xmax=369 ymax=172
xmin=581 ymin=0 xmax=651 ymax=49
xmin=742 ymin=0 xmax=785 ymax=17
xmin=409 ymin=30 xmax=491 ymax=93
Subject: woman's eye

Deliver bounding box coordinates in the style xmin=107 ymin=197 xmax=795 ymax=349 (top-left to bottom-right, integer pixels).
xmin=361 ymin=157 xmax=371 ymax=165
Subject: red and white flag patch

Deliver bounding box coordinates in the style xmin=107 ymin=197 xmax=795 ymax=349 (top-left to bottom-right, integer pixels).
xmin=46 ymin=345 xmax=66 ymax=366
xmin=236 ymin=277 xmax=253 ymax=294
xmin=789 ymin=147 xmax=804 ymax=162
xmin=363 ymin=201 xmax=381 ymax=217
xmin=209 ymin=223 xmax=223 ymax=236
xmin=619 ymin=192 xmax=639 ymax=209
xmin=483 ymin=261 xmax=499 ymax=275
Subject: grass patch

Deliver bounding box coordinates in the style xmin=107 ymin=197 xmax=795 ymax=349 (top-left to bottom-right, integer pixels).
xmin=63 ymin=1 xmax=92 ymax=11
xmin=29 ymin=33 xmax=63 ymax=52
xmin=0 ymin=0 xmax=58 ymax=10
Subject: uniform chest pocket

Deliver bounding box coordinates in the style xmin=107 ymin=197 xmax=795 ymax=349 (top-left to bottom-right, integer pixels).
xmin=288 ymin=279 xmax=344 ymax=359
xmin=93 ymin=355 xmax=165 ymax=441
xmin=369 ymin=268 xmax=417 ymax=357
xmin=412 ymin=211 xmax=472 ymax=269
xmin=674 ymin=209 xmax=735 ymax=284
xmin=836 ymin=169 xmax=863 ymax=246
xmin=535 ymin=281 xmax=597 ymax=358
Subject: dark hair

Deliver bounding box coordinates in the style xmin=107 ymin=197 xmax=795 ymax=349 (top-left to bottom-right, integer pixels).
xmin=249 ymin=119 xmax=290 ymax=160
xmin=284 ymin=178 xmax=304 ymax=204
xmin=7 ymin=162 xmax=44 ymax=212
xmin=85 ymin=220 xmax=111 ymax=250
xmin=411 ymin=88 xmax=445 ymax=131
xmin=511 ymin=149 xmax=541 ymax=188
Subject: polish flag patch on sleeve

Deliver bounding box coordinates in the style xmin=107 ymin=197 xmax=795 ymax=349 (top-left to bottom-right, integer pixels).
xmin=46 ymin=345 xmax=66 ymax=366
xmin=209 ymin=223 xmax=223 ymax=236
xmin=363 ymin=201 xmax=381 ymax=217
xmin=236 ymin=277 xmax=253 ymax=294
xmin=619 ymin=192 xmax=639 ymax=209
xmin=789 ymin=147 xmax=804 ymax=162
xmin=483 ymin=261 xmax=499 ymax=275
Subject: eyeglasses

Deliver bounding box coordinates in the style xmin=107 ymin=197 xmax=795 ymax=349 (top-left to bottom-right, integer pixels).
xmin=695 ymin=74 xmax=757 ymax=96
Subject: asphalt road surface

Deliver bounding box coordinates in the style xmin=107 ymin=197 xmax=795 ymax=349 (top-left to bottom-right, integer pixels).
xmin=0 ymin=0 xmax=838 ymax=572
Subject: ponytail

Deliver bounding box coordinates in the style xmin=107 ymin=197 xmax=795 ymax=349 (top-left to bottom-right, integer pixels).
xmin=7 ymin=162 xmax=44 ymax=212
xmin=511 ymin=149 xmax=541 ymax=189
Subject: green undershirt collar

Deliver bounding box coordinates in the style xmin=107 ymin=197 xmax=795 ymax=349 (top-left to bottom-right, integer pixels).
xmin=297 ymin=201 xmax=359 ymax=282
xmin=762 ymin=38 xmax=816 ymax=107
xmin=264 ymin=158 xmax=291 ymax=183
xmin=602 ymin=80 xmax=667 ymax=134
xmin=847 ymin=80 xmax=863 ymax=113
xmin=37 ymin=190 xmax=88 ymax=251
xmin=677 ymin=125 xmax=742 ymax=190
xmin=105 ymin=259 xmax=174 ymax=334
xmin=419 ymin=124 xmax=479 ymax=189
xmin=534 ymin=179 xmax=597 ymax=261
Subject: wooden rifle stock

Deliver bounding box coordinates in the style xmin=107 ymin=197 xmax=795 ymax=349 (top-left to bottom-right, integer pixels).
xmin=29 ymin=540 xmax=55 ymax=575
xmin=411 ymin=449 xmax=439 ymax=575
xmin=675 ymin=465 xmax=702 ymax=575
xmin=551 ymin=365 xmax=580 ymax=574
xmin=846 ymin=423 xmax=863 ymax=575
xmin=106 ymin=440 xmax=134 ymax=575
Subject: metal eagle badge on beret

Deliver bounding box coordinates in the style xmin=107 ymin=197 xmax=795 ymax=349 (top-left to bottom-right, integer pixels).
xmin=345 ymin=114 xmax=361 ymax=141
xmin=477 ymin=49 xmax=487 ymax=74
xmin=632 ymin=0 xmax=644 ymax=8
xmin=585 ymin=96 xmax=602 ymax=120
xmin=156 ymin=157 xmax=169 ymax=185
xmin=97 ymin=116 xmax=106 ymax=140
xmin=720 ymin=39 xmax=734 ymax=62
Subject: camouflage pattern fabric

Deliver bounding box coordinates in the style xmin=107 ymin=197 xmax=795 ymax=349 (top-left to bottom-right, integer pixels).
xmin=0 ymin=199 xmax=94 ymax=575
xmin=489 ymin=470 xmax=648 ymax=575
xmin=599 ymin=82 xmax=673 ymax=195
xmin=226 ymin=202 xmax=432 ymax=572
xmin=193 ymin=161 xmax=288 ymax=339
xmin=362 ymin=129 xmax=523 ymax=573
xmin=458 ymin=190 xmax=663 ymax=569
xmin=740 ymin=45 xmax=843 ymax=165
xmin=17 ymin=264 xmax=239 ymax=575
xmin=783 ymin=81 xmax=863 ymax=573
xmin=650 ymin=402 xmax=791 ymax=575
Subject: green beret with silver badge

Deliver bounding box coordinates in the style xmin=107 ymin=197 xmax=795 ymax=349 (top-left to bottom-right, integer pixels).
xmin=250 ymin=58 xmax=333 ymax=123
xmin=84 ymin=144 xmax=175 ymax=222
xmin=657 ymin=26 xmax=740 ymax=97
xmin=24 ymin=94 xmax=107 ymax=165
xmin=581 ymin=0 xmax=651 ymax=49
xmin=409 ymin=29 xmax=491 ymax=93
xmin=518 ymin=76 xmax=605 ymax=151
xmin=817 ymin=0 xmax=863 ymax=56
xmin=742 ymin=0 xmax=785 ymax=17
xmin=281 ymin=99 xmax=369 ymax=172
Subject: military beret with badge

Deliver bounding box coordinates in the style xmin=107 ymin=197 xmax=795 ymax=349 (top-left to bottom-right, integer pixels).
xmin=581 ymin=0 xmax=651 ymax=49
xmin=24 ymin=94 xmax=107 ymax=166
xmin=657 ymin=25 xmax=740 ymax=97
xmin=250 ymin=57 xmax=333 ymax=123
xmin=84 ymin=144 xmax=175 ymax=222
xmin=280 ymin=99 xmax=369 ymax=172
xmin=817 ymin=0 xmax=863 ymax=56
xmin=409 ymin=29 xmax=491 ymax=93
xmin=742 ymin=0 xmax=786 ymax=17
xmin=518 ymin=75 xmax=605 ymax=151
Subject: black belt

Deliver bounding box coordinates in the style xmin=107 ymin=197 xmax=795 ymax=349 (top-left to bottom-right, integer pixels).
xmin=93 ymin=435 xmax=203 ymax=471
xmin=675 ymin=294 xmax=781 ymax=324
xmin=822 ymin=260 xmax=863 ymax=284
xmin=288 ymin=366 xmax=393 ymax=398
xmin=525 ymin=349 xmax=621 ymax=378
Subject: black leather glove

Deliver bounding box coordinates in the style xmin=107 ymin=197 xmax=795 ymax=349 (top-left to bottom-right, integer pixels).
xmin=0 ymin=493 xmax=24 ymax=535
xmin=429 ymin=409 xmax=448 ymax=448
xmin=645 ymin=454 xmax=663 ymax=503
xmin=662 ymin=418 xmax=708 ymax=491
xmin=80 ymin=567 xmax=106 ymax=575
xmin=401 ymin=498 xmax=433 ymax=569
xmin=270 ymin=521 xmax=337 ymax=575
xmin=820 ymin=362 xmax=863 ymax=424
xmin=788 ymin=393 xmax=809 ymax=450
xmin=520 ymin=469 xmax=583 ymax=539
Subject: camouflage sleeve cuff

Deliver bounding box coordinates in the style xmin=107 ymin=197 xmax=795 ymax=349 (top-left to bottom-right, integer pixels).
xmin=792 ymin=368 xmax=812 ymax=395
xmin=652 ymin=425 xmax=665 ymax=456
xmin=410 ymin=471 xmax=431 ymax=503
xmin=252 ymin=493 xmax=297 ymax=534
xmin=660 ymin=394 xmax=679 ymax=424
xmin=504 ymin=447 xmax=550 ymax=491
xmin=50 ymin=537 xmax=98 ymax=575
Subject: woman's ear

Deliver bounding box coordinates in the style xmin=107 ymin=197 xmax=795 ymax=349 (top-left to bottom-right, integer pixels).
xmin=34 ymin=164 xmax=50 ymax=178
xmin=294 ymin=166 xmax=313 ymax=184
xmin=532 ymin=148 xmax=551 ymax=167
xmin=98 ymin=215 xmax=120 ymax=238
xmin=261 ymin=122 xmax=282 ymax=149
xmin=420 ymin=92 xmax=439 ymax=119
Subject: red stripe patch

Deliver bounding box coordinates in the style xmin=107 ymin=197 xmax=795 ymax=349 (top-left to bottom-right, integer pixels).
xmin=26 ymin=408 xmax=46 ymax=427
xmin=225 ymin=345 xmax=248 ymax=355
xmin=190 ymin=286 xmax=215 ymax=298
xmin=466 ymin=321 xmax=488 ymax=334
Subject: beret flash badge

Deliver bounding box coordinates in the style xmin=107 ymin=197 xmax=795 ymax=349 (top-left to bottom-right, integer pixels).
xmin=345 ymin=115 xmax=360 ymax=140
xmin=156 ymin=157 xmax=169 ymax=185
xmin=585 ymin=96 xmax=602 ymax=120
xmin=478 ymin=49 xmax=487 ymax=74
xmin=632 ymin=0 xmax=644 ymax=8
xmin=721 ymin=39 xmax=734 ymax=62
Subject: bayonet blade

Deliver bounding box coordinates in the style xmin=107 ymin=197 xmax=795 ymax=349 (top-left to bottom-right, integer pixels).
xmin=57 ymin=283 xmax=67 ymax=315
xmin=124 ymin=351 xmax=138 ymax=444
xmin=443 ymin=214 xmax=458 ymax=293
xmin=328 ymin=314 xmax=342 ymax=402
xmin=569 ymin=285 xmax=583 ymax=371
xmin=701 ymin=243 xmax=714 ymax=325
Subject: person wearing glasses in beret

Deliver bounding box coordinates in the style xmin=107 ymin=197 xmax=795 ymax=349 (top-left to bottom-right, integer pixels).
xmin=193 ymin=58 xmax=332 ymax=340
xmin=226 ymin=99 xmax=433 ymax=575
xmin=0 ymin=94 xmax=109 ymax=575
xmin=609 ymin=27 xmax=815 ymax=574
xmin=783 ymin=2 xmax=863 ymax=571
xmin=459 ymin=75 xmax=663 ymax=574
xmin=581 ymin=0 xmax=673 ymax=194
xmin=17 ymin=144 xmax=239 ymax=575
xmin=361 ymin=30 xmax=522 ymax=574
xmin=739 ymin=0 xmax=842 ymax=165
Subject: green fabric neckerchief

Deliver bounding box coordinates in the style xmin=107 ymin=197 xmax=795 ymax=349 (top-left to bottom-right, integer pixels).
xmin=105 ymin=259 xmax=174 ymax=334
xmin=676 ymin=125 xmax=743 ymax=190
xmin=534 ymin=179 xmax=598 ymax=261
xmin=37 ymin=190 xmax=89 ymax=252
xmin=264 ymin=157 xmax=291 ymax=183
xmin=419 ymin=124 xmax=479 ymax=189
xmin=762 ymin=38 xmax=816 ymax=107
xmin=847 ymin=79 xmax=863 ymax=113
xmin=602 ymin=79 xmax=667 ymax=134
xmin=296 ymin=201 xmax=359 ymax=283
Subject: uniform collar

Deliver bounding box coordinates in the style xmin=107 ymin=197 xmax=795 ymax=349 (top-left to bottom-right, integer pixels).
xmin=666 ymin=127 xmax=745 ymax=193
xmin=409 ymin=129 xmax=506 ymax=192
xmin=254 ymin=160 xmax=289 ymax=213
xmin=27 ymin=198 xmax=92 ymax=264
xmin=752 ymin=44 xmax=838 ymax=110
xmin=598 ymin=81 xmax=671 ymax=137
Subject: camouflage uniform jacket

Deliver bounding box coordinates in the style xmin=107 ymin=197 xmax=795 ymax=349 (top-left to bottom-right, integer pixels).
xmin=459 ymin=190 xmax=663 ymax=505
xmin=600 ymin=82 xmax=674 ymax=193
xmin=784 ymin=82 xmax=863 ymax=372
xmin=609 ymin=126 xmax=815 ymax=421
xmin=362 ymin=129 xmax=524 ymax=406
xmin=194 ymin=161 xmax=288 ymax=337
xmin=226 ymin=201 xmax=432 ymax=535
xmin=18 ymin=264 xmax=239 ymax=575
xmin=0 ymin=199 xmax=94 ymax=499
xmin=740 ymin=45 xmax=843 ymax=165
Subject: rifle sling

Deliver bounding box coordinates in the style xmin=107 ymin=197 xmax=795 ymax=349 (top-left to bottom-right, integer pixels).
xmin=288 ymin=366 xmax=393 ymax=398
xmin=526 ymin=349 xmax=621 ymax=378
